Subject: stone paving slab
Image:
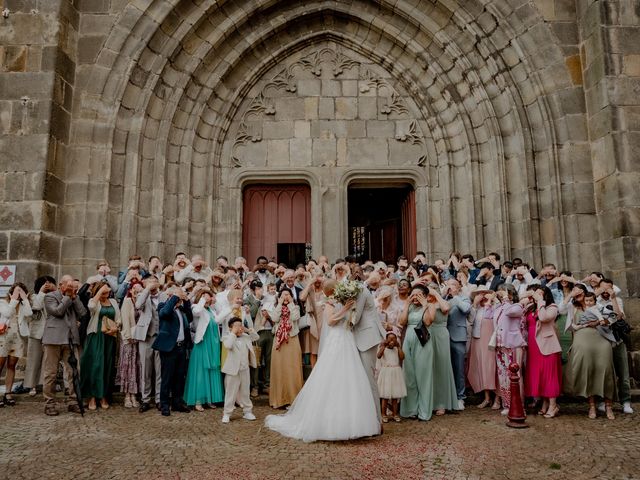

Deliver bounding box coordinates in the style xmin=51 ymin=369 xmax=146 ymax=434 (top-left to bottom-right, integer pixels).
xmin=0 ymin=395 xmax=638 ymax=480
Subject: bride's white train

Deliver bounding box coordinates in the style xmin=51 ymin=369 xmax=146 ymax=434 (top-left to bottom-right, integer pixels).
xmin=265 ymin=294 xmax=382 ymax=442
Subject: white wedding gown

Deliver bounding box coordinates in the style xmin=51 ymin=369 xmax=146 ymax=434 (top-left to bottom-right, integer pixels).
xmin=265 ymin=308 xmax=380 ymax=442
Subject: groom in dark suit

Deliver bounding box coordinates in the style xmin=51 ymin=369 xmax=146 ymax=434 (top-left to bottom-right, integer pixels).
xmin=152 ymin=287 xmax=193 ymax=416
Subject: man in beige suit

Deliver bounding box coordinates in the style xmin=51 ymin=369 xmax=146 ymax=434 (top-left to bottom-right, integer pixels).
xmin=221 ymin=317 xmax=257 ymax=424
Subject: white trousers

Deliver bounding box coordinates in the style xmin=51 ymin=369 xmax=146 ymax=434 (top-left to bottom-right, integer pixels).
xmin=223 ymin=368 xmax=253 ymax=416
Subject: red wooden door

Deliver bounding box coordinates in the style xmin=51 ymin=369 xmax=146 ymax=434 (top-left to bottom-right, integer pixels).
xmin=242 ymin=185 xmax=311 ymax=264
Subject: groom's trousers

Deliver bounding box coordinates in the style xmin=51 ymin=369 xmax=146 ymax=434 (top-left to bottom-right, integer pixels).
xmin=359 ymin=346 xmax=382 ymax=422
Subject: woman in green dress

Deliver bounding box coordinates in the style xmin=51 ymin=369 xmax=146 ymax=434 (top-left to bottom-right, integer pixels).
xmin=80 ymin=281 xmax=121 ymax=410
xmin=427 ymin=285 xmax=460 ymax=415
xmin=184 ymin=289 xmax=224 ymax=410
xmin=562 ymin=285 xmax=617 ymax=420
xmin=399 ymin=284 xmax=438 ymax=420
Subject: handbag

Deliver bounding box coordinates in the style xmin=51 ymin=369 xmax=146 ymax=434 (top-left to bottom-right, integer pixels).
xmin=298 ymin=313 xmax=310 ymax=330
xmin=101 ymin=316 xmax=118 ymax=337
xmin=414 ymin=322 xmax=431 ymax=346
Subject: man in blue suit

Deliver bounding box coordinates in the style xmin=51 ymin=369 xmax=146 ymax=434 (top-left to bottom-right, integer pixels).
xmin=152 ymin=287 xmax=193 ymax=416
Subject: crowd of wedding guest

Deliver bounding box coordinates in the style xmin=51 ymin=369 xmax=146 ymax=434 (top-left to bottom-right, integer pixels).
xmin=0 ymin=250 xmax=634 ymax=422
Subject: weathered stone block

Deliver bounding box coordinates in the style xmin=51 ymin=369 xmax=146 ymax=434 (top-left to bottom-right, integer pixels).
xmin=312 ymin=138 xmax=336 ymax=166
xmin=358 ymin=97 xmax=378 ymax=119
xmin=335 ymin=97 xmax=357 ymax=119
xmin=290 ymin=138 xmax=312 ymax=166
xmin=318 ymin=97 xmax=334 ymax=119
xmin=0 ymin=231 xmax=7 ymax=259
xmin=275 ymin=97 xmax=305 ymax=121
xmin=0 ymin=202 xmax=41 ymax=231
xmin=321 ymin=79 xmax=341 ymax=97
xmin=298 ymin=79 xmax=321 ymax=96
xmin=304 ymin=97 xmax=318 ymax=119
xmin=266 ymin=139 xmax=290 ymax=166
xmin=346 ymin=138 xmax=388 ymax=165
xmin=9 ymin=231 xmax=40 ymax=260
xmin=262 ymin=121 xmax=294 ymax=139
xmin=366 ymin=120 xmax=394 ymax=137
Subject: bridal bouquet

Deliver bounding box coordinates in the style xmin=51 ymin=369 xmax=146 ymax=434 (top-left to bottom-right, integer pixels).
xmin=333 ymin=280 xmax=362 ymax=329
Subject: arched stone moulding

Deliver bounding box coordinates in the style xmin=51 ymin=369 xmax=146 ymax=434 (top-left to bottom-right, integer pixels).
xmin=67 ymin=0 xmax=588 ymax=274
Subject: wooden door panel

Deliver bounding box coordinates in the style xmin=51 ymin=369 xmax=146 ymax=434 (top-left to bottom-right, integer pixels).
xmin=243 ymin=185 xmax=311 ymax=264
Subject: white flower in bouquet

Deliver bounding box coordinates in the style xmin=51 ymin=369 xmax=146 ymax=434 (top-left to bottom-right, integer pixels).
xmin=333 ymin=280 xmax=362 ymax=329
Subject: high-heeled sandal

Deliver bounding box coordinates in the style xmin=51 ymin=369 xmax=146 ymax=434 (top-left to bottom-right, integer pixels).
xmin=605 ymin=406 xmax=615 ymax=420
xmin=588 ymin=405 xmax=596 ymax=419
xmin=544 ymin=406 xmax=559 ymax=418
xmin=195 ymin=404 xmax=205 ymax=412
xmin=477 ymin=399 xmax=491 ymax=409
xmin=435 ymin=409 xmax=446 ymax=416
xmin=4 ymin=394 xmax=16 ymax=406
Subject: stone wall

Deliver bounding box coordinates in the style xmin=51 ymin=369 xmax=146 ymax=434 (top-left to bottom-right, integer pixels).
xmin=0 ymin=1 xmax=638 ymax=313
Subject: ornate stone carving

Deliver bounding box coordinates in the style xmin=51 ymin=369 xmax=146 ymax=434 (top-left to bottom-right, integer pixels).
xmin=231 ymin=45 xmax=428 ymax=167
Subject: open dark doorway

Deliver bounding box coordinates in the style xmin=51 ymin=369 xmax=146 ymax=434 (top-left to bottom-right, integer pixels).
xmin=348 ymin=184 xmax=416 ymax=264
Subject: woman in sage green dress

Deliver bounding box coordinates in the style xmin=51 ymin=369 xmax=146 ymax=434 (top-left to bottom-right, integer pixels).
xmin=184 ymin=289 xmax=224 ymax=410
xmin=400 ymin=284 xmax=452 ymax=420
xmin=80 ymin=281 xmax=121 ymax=410
xmin=563 ymin=286 xmax=617 ymax=420
xmin=428 ymin=290 xmax=460 ymax=415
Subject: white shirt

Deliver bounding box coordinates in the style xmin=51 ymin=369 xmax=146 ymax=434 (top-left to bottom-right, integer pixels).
xmin=176 ymin=308 xmax=185 ymax=342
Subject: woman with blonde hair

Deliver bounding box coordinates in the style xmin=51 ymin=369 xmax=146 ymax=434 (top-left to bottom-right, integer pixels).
xmin=0 ymin=282 xmax=33 ymax=406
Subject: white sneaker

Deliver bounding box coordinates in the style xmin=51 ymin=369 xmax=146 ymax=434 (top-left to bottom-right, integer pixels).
xmin=222 ymin=415 xmax=230 ymax=424
xmin=243 ymin=412 xmax=257 ymax=421
xmin=457 ymin=399 xmax=465 ymax=410
xmin=623 ymin=402 xmax=634 ymax=414
xmin=597 ymin=402 xmax=606 ymax=413
xmin=500 ymin=408 xmax=509 ymax=416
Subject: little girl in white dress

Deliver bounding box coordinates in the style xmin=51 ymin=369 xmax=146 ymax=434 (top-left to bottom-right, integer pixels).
xmin=376 ymin=332 xmax=407 ymax=422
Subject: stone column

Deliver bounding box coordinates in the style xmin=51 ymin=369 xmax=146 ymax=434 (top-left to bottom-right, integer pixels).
xmin=578 ymin=1 xmax=640 ymax=347
xmin=0 ymin=1 xmax=78 ymax=283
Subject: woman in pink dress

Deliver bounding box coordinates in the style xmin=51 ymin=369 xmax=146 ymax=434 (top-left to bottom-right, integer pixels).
xmin=494 ymin=284 xmax=526 ymax=415
xmin=523 ymin=285 xmax=562 ymax=418
xmin=467 ymin=290 xmax=499 ymax=409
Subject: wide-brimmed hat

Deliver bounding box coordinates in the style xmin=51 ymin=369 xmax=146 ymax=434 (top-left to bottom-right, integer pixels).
xmin=210 ymin=270 xmax=225 ymax=279
xmin=470 ymin=288 xmax=492 ymax=300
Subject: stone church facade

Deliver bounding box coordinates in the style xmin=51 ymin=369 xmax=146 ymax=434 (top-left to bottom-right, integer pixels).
xmin=1 ymin=1 xmax=639 ymax=319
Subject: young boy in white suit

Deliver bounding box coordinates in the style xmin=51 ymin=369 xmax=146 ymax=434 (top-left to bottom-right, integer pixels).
xmin=221 ymin=317 xmax=257 ymax=423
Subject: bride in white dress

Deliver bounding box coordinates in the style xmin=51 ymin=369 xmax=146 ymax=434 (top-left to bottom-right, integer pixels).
xmin=264 ymin=282 xmax=381 ymax=442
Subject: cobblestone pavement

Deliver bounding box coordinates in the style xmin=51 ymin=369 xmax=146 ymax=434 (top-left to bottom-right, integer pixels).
xmin=1 ymin=395 xmax=638 ymax=480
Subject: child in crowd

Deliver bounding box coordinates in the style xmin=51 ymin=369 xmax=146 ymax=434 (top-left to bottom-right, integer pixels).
xmin=221 ymin=317 xmax=257 ymax=424
xmin=580 ymin=292 xmax=617 ymax=344
xmin=376 ymin=332 xmax=406 ymax=423
xmin=261 ymin=283 xmax=278 ymax=312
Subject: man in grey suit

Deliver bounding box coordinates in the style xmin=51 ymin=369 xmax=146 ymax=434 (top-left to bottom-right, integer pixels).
xmin=444 ymin=279 xmax=472 ymax=410
xmin=134 ymin=275 xmax=162 ymax=412
xmin=351 ymin=285 xmax=386 ymax=423
xmin=42 ymin=275 xmax=87 ymax=416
